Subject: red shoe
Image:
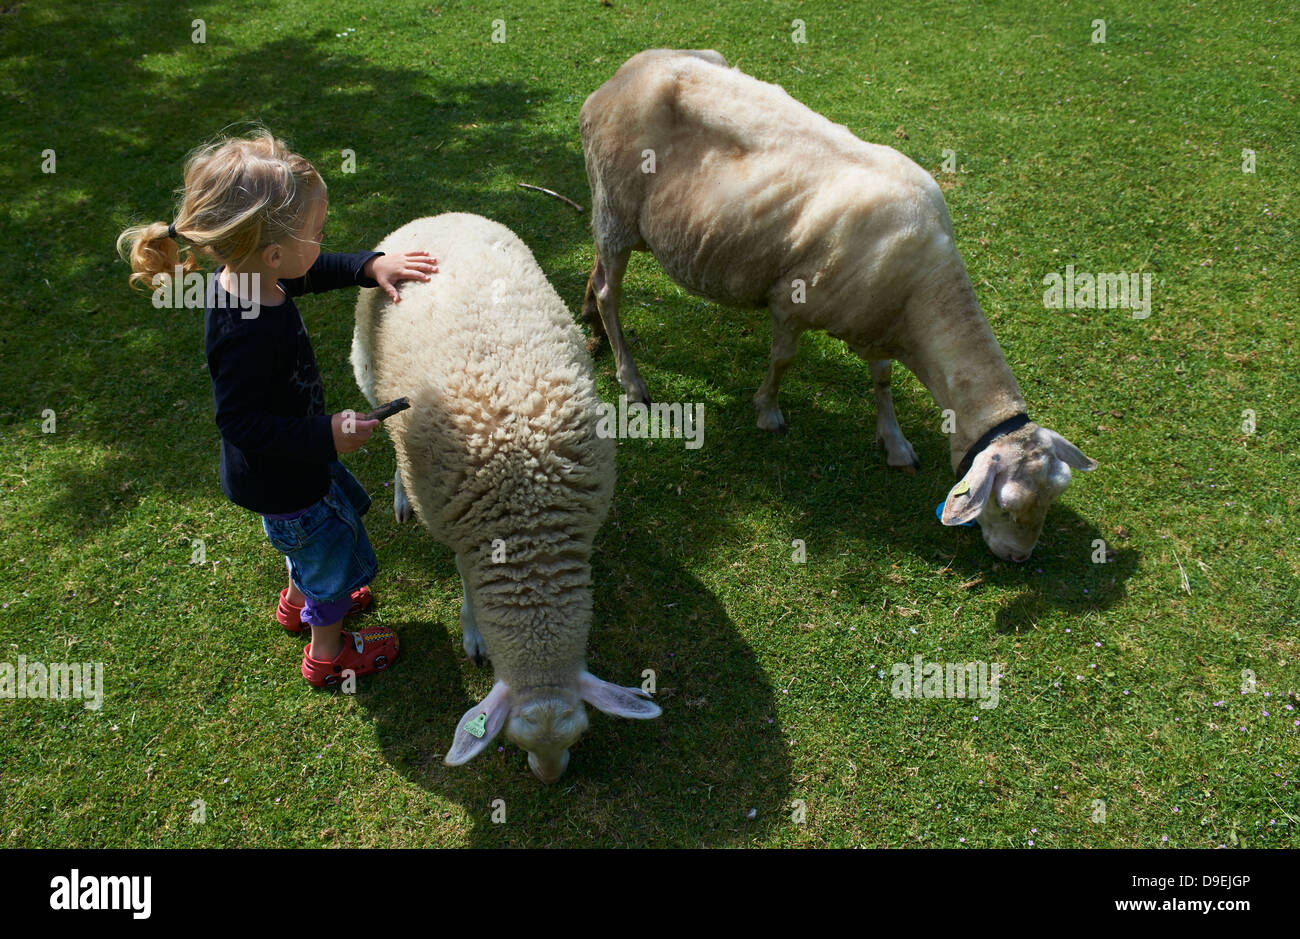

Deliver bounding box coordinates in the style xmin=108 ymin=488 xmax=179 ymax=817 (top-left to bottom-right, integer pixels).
xmin=276 ymin=586 xmax=374 ymax=632
xmin=301 ymin=626 xmax=400 ymax=688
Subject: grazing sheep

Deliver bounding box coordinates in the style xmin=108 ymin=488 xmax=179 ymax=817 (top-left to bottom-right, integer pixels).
xmin=352 ymin=213 xmax=661 ymax=783
xmin=579 ymin=49 xmax=1096 ymax=562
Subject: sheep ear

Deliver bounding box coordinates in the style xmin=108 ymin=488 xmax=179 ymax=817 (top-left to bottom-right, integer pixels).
xmin=941 ymin=450 xmax=998 ymax=526
xmin=579 ymin=671 xmax=662 ymax=720
xmin=444 ymin=680 xmax=511 ymax=766
xmin=1044 ymin=429 xmax=1097 ymax=471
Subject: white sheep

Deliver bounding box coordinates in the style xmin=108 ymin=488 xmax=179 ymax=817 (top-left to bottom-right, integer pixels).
xmin=352 ymin=213 xmax=661 ymax=783
xmin=579 ymin=49 xmax=1096 ymax=562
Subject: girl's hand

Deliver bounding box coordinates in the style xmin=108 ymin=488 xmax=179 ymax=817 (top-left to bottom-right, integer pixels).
xmin=332 ymin=411 xmax=380 ymax=454
xmin=366 ymin=251 xmax=438 ymax=302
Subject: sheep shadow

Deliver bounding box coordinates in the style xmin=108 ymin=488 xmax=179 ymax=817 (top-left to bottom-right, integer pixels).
xmin=356 ymin=543 xmax=790 ymax=847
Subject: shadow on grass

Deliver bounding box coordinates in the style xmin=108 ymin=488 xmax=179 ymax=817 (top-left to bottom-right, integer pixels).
xmin=355 ymin=546 xmax=790 ymax=847
xmin=7 ymin=0 xmax=591 ymax=539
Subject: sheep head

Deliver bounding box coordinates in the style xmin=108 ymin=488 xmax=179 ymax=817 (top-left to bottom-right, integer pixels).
xmin=940 ymin=425 xmax=1096 ymax=562
xmin=444 ymin=672 xmax=661 ymax=783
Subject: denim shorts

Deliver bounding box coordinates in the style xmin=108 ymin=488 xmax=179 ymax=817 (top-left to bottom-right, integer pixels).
xmin=262 ymin=461 xmax=377 ymax=619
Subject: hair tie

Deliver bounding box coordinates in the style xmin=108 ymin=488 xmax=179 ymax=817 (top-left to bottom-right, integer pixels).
xmin=167 ymin=222 xmax=178 ymax=241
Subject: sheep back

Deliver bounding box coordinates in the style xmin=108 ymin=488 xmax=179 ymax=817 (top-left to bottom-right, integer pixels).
xmin=352 ymin=213 xmax=615 ymax=588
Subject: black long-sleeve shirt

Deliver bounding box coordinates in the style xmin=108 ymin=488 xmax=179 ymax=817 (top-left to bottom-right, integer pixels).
xmin=203 ymin=251 xmax=382 ymax=514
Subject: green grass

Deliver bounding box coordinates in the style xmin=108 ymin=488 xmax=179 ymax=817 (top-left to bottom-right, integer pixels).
xmin=1 ymin=0 xmax=1297 ymax=847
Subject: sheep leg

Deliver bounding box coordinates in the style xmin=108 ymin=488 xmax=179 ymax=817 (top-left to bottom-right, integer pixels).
xmin=581 ymin=255 xmax=608 ymax=352
xmin=754 ymin=314 xmax=803 ymax=432
xmin=392 ymin=469 xmax=412 ymax=522
xmin=591 ymin=247 xmax=650 ymax=405
xmin=870 ymin=359 xmax=920 ymax=473
xmin=455 ymin=553 xmax=487 ymax=667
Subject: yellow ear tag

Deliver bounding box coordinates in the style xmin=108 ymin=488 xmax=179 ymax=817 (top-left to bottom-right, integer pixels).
xmin=953 ymin=479 xmax=971 ymax=497
xmin=465 ymin=713 xmax=487 ymax=738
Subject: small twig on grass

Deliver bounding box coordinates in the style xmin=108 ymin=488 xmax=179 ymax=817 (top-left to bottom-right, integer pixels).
xmin=1172 ymin=547 xmax=1192 ymax=595
xmin=1267 ymin=790 xmax=1299 ymax=826
xmin=517 ymin=182 xmax=585 ymax=213
xmin=1025 ymin=672 xmax=1066 ymax=704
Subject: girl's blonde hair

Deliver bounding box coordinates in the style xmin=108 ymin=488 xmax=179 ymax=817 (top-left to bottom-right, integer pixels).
xmin=116 ymin=128 xmax=326 ymax=291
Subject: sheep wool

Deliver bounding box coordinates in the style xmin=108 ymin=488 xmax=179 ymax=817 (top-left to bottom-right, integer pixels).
xmin=352 ymin=213 xmax=659 ymax=783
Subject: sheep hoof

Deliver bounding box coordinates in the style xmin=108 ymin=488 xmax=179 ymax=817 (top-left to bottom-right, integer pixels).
xmin=878 ymin=434 xmax=920 ymax=473
xmin=889 ymin=456 xmax=919 ymax=475
xmin=625 ymin=379 xmax=651 ymax=406
xmin=465 ymin=645 xmax=488 ymax=668
xmin=755 ymin=406 xmax=786 ymax=433
xmin=462 ymin=627 xmax=488 ymax=667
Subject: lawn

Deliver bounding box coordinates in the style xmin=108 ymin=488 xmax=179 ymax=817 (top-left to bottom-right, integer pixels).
xmin=1 ymin=0 xmax=1297 ymax=847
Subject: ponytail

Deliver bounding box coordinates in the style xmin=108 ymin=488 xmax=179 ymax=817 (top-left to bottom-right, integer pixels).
xmin=115 ymin=220 xmax=203 ymax=292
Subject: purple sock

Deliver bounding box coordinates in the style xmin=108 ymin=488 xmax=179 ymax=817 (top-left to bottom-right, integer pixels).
xmin=301 ymin=593 xmax=358 ymax=630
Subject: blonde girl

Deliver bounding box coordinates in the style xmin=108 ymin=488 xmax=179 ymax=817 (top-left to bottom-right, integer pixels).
xmin=118 ymin=129 xmax=436 ymax=687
